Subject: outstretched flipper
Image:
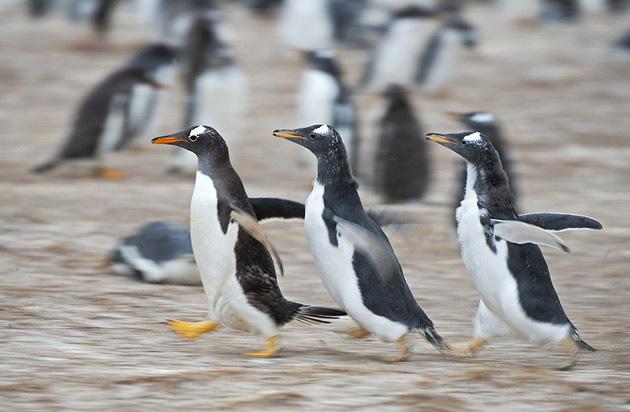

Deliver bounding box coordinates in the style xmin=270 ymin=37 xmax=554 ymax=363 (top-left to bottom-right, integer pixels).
xmin=492 ymin=219 xmax=571 ymax=253
xmin=250 ymin=198 xmax=305 ymax=221
xmin=229 ymin=204 xmax=284 ymax=276
xmin=518 ymin=213 xmax=603 ymax=232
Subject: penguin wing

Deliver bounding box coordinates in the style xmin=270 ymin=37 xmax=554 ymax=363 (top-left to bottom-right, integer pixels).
xmin=492 ymin=219 xmax=571 ymax=253
xmin=518 ymin=213 xmax=603 ymax=232
xmin=229 ymin=204 xmax=284 ymax=276
xmin=249 ymin=198 xmax=305 ymax=222
xmin=332 ymin=215 xmax=398 ymax=279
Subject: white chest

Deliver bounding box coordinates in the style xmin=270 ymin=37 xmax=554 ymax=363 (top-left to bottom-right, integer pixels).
xmin=190 ymin=172 xmax=239 ymax=303
xmin=421 ymin=30 xmax=460 ymax=92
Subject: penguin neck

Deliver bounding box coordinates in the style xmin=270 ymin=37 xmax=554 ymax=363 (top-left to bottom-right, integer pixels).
xmin=196 ymin=151 xmax=231 ymax=180
xmin=465 ymin=159 xmax=515 ymax=216
xmin=316 ymin=147 xmax=357 ymax=190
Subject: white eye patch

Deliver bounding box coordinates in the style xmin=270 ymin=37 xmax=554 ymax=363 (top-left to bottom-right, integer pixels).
xmin=463 ymin=132 xmax=483 ymax=143
xmin=313 ymin=124 xmax=330 ymax=135
xmin=469 ymin=112 xmax=495 ymax=124
xmin=189 ymin=125 xmax=206 ymax=138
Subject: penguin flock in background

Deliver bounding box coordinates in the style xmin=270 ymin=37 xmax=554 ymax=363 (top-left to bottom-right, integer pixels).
xmin=17 ymin=0 xmax=616 ymax=366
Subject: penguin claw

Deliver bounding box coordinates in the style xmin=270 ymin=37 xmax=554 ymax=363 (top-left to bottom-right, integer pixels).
xmin=167 ymin=319 xmax=219 ymax=340
xmin=383 ymin=337 xmax=410 ymax=362
xmin=245 ymin=336 xmax=278 ymax=358
xmin=345 ymin=326 xmax=371 ymax=340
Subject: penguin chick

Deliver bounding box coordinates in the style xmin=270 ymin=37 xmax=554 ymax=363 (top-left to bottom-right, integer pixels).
xmin=374 ymin=85 xmax=430 ymax=203
xmin=427 ymin=131 xmax=601 ymax=369
xmin=152 ymin=125 xmax=345 ymax=357
xmin=274 ymin=124 xmax=450 ymax=361
xmin=33 ymin=44 xmax=177 ymax=179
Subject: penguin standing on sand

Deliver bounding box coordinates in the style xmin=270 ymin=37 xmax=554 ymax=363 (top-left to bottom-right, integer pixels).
xmin=274 ymin=124 xmax=449 ymax=361
xmin=447 ymin=111 xmax=517 ymax=210
xmin=152 ymin=125 xmax=345 ymax=357
xmin=414 ymin=17 xmax=478 ymax=93
xmin=297 ymin=51 xmax=358 ymax=173
xmin=33 ymin=44 xmax=177 ymax=179
xmin=278 ymin=0 xmax=333 ymax=52
xmin=170 ymin=12 xmax=247 ymax=174
xmin=359 ymin=6 xmax=440 ymax=91
xmin=373 ymin=85 xmax=430 ymax=203
xmin=427 ymin=131 xmax=601 ymax=368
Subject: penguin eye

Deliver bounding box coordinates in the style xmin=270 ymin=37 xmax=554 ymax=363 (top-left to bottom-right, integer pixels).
xmin=189 ymin=135 xmax=198 ymax=142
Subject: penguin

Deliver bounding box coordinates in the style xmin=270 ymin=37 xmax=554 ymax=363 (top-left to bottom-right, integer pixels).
xmin=110 ymin=221 xmax=199 ymax=285
xmin=414 ymin=17 xmax=478 ymax=93
xmin=540 ymin=0 xmax=580 ymax=23
xmin=136 ymin=0 xmax=217 ymax=45
xmin=273 ymin=124 xmax=450 ymax=361
xmin=329 ymin=0 xmax=367 ymax=46
xmin=91 ymin=0 xmax=120 ymax=37
xmin=152 ymin=125 xmax=345 ymax=357
xmin=297 ymin=51 xmax=359 ymax=173
xmin=278 ymin=0 xmax=334 ymax=52
xmin=373 ymin=84 xmax=430 ymax=203
xmin=170 ymin=12 xmax=247 ymax=174
xmin=613 ymin=29 xmax=630 ymax=59
xmin=446 ymin=111 xmax=517 ymax=212
xmin=32 ymin=44 xmax=177 ymax=179
xmin=242 ymin=0 xmax=282 ymax=16
xmin=27 ymin=0 xmax=56 ymax=17
xmin=359 ymin=5 xmax=440 ymax=92
xmin=426 ymin=131 xmax=602 ymax=369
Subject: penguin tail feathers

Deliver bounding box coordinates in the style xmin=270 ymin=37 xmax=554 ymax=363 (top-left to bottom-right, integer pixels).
xmin=420 ymin=325 xmax=450 ymax=353
xmin=294 ymin=305 xmax=346 ymax=325
xmin=32 ymin=160 xmax=58 ymax=174
xmin=571 ymin=328 xmax=595 ymax=352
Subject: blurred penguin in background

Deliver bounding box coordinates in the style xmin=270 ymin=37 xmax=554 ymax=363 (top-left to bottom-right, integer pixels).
xmin=373 ymin=85 xmax=430 ymax=203
xmin=329 ymin=0 xmax=367 ymax=46
xmin=414 ymin=17 xmax=478 ymax=93
xmin=242 ymin=0 xmax=282 ymax=15
xmin=32 ymin=44 xmax=177 ymax=179
xmin=497 ymin=0 xmax=541 ymax=22
xmin=613 ymin=29 xmax=630 ymax=59
xmin=359 ymin=5 xmax=440 ymax=91
xmin=169 ymin=12 xmax=247 ymax=174
xmin=27 ymin=0 xmax=56 ymax=17
xmin=540 ymin=0 xmax=580 ymax=23
xmin=446 ymin=111 xmax=518 ymax=210
xmin=278 ymin=0 xmax=334 ymax=52
xmin=297 ymin=51 xmax=359 ymax=173
xmin=110 ymin=221 xmax=200 ymax=286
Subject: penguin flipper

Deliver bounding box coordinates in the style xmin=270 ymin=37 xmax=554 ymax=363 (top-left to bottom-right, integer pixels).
xmin=249 ymin=197 xmax=305 ymax=222
xmin=32 ymin=159 xmax=59 ymax=174
xmin=518 ymin=213 xmax=603 ymax=232
xmin=492 ymin=219 xmax=571 ymax=253
xmin=229 ymin=204 xmax=284 ymax=276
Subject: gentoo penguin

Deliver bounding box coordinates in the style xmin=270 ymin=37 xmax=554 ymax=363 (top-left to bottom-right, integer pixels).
xmin=274 ymin=124 xmax=449 ymax=361
xmin=297 ymin=51 xmax=358 ymax=173
xmin=110 ymin=221 xmax=199 ymax=285
xmin=447 ymin=111 xmax=517 ymax=211
xmin=373 ymin=85 xmax=430 ymax=203
xmin=540 ymin=0 xmax=580 ymax=23
xmin=426 ymin=131 xmax=601 ymax=368
xmin=359 ymin=5 xmax=440 ymax=91
xmin=91 ymin=0 xmax=120 ymax=37
xmin=170 ymin=12 xmax=247 ymax=174
xmin=329 ymin=0 xmax=367 ymax=46
xmin=278 ymin=0 xmax=334 ymax=52
xmin=152 ymin=125 xmax=345 ymax=357
xmin=32 ymin=44 xmax=176 ymax=178
xmin=414 ymin=17 xmax=478 ymax=93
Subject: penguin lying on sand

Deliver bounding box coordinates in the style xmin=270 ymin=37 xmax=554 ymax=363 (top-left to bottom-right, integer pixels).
xmin=274 ymin=124 xmax=450 ymax=361
xmin=33 ymin=44 xmax=176 ymax=179
xmin=427 ymin=131 xmax=602 ymax=369
xmin=152 ymin=125 xmax=345 ymax=357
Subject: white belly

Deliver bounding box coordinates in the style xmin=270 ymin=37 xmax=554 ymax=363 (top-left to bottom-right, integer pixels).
xmin=457 ymin=192 xmax=570 ymax=344
xmin=304 ymin=182 xmax=408 ymax=342
xmin=190 ymin=172 xmax=276 ymax=336
xmin=420 ymin=30 xmax=460 ymax=93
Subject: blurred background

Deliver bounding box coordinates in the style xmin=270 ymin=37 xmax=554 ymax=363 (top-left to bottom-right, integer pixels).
xmin=0 ymin=0 xmax=629 ymax=409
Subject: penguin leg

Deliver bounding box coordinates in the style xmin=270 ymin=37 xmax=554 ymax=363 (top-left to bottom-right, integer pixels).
xmin=449 ymin=337 xmax=488 ymax=357
xmin=245 ymin=336 xmax=279 ymax=358
xmin=346 ymin=326 xmax=371 ymax=339
xmin=557 ymin=338 xmax=579 ymax=371
xmin=95 ymin=167 xmax=126 ymax=180
xmin=383 ymin=337 xmax=411 ymax=362
xmin=167 ymin=320 xmax=219 ymax=340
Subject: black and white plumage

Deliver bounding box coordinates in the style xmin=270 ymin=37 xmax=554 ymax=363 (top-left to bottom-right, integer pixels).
xmin=33 ymin=44 xmax=177 ymax=178
xmin=170 ymin=12 xmax=247 ymax=174
xmin=110 ymin=221 xmax=199 ymax=285
xmin=136 ymin=0 xmax=217 ymax=45
xmin=152 ymin=125 xmax=345 ymax=357
xmin=374 ymin=85 xmax=430 ymax=203
xmin=274 ymin=124 xmax=449 ymax=361
xmin=329 ymin=0 xmax=367 ymax=46
xmin=447 ymin=111 xmax=517 ymax=211
xmin=297 ymin=51 xmax=358 ymax=173
xmin=613 ymin=29 xmax=630 ymax=59
xmin=427 ymin=131 xmax=601 ymax=368
xmin=414 ymin=17 xmax=478 ymax=93
xmin=278 ymin=0 xmax=334 ymax=52
xmin=540 ymin=0 xmax=580 ymax=23
xmin=359 ymin=5 xmax=440 ymax=92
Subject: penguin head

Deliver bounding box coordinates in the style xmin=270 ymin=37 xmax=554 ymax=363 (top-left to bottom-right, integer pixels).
xmin=304 ymin=51 xmax=342 ymax=79
xmin=273 ymin=124 xmax=345 ymax=158
xmin=447 ymin=111 xmax=498 ymax=131
xmin=426 ymin=132 xmax=496 ymax=165
xmin=152 ymin=125 xmax=229 ymax=159
xmin=126 ymin=44 xmax=178 ymax=85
